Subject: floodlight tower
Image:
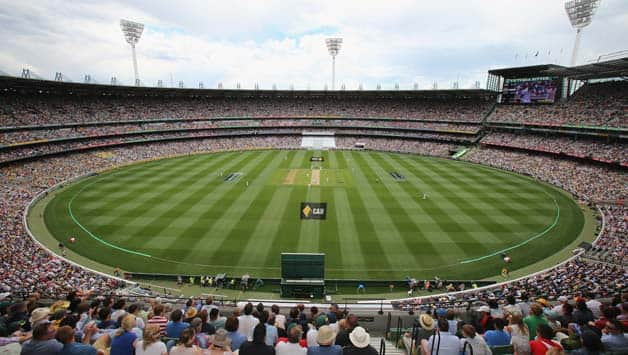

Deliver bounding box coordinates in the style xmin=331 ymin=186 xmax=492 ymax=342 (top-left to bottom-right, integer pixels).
xmin=120 ymin=19 xmax=144 ymax=86
xmin=325 ymin=38 xmax=343 ymax=90
xmin=565 ymin=0 xmax=601 ymax=66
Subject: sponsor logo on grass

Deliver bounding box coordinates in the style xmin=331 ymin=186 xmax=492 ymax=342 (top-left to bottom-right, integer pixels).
xmin=310 ymin=156 xmax=324 ymax=162
xmin=300 ymin=202 xmax=327 ymax=220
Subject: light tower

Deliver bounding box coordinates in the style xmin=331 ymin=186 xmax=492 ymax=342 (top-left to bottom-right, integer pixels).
xmin=325 ymin=38 xmax=342 ymax=90
xmin=120 ymin=19 xmax=144 ymax=86
xmin=564 ymin=0 xmax=601 ymax=66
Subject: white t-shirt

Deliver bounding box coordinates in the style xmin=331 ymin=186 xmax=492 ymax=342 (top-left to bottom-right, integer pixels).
xmin=425 ymin=333 xmax=460 ymax=355
xmin=276 ymin=342 xmax=307 ymax=355
xmin=135 ymin=340 xmax=167 ymax=355
xmin=237 ymin=315 xmax=259 ymax=341
xmin=306 ymin=328 xmax=318 ymax=347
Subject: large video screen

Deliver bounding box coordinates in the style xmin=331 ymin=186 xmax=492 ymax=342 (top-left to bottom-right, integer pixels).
xmin=502 ymin=78 xmax=558 ymax=104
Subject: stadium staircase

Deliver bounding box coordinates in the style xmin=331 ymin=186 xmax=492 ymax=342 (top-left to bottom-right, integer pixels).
xmin=370 ymin=336 xmax=407 ymax=355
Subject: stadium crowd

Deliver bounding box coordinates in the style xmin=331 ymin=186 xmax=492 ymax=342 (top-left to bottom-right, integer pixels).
xmin=480 ymin=132 xmax=626 ymax=165
xmin=462 ymin=148 xmax=625 ymax=202
xmin=0 ymin=130 xmax=473 ymax=164
xmin=1 ymin=290 xmax=627 ymax=354
xmin=0 ymin=84 xmax=626 ymax=354
xmin=0 ymin=95 xmax=494 ymax=126
xmin=583 ymin=205 xmax=627 ymax=266
xmin=0 ymin=120 xmax=479 ymax=145
xmin=489 ymin=81 xmax=628 ymax=128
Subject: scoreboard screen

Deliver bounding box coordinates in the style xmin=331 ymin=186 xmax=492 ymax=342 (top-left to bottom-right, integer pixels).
xmin=502 ymin=77 xmax=558 ymax=104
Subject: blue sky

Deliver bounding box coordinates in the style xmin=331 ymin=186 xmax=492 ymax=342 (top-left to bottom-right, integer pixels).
xmin=0 ymin=0 xmax=626 ymax=89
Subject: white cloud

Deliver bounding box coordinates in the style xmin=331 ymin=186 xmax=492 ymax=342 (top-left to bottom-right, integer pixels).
xmin=0 ymin=0 xmax=625 ymax=89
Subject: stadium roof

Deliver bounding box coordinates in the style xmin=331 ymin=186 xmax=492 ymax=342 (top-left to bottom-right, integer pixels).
xmin=489 ymin=56 xmax=628 ymax=80
xmin=0 ymin=76 xmax=497 ymax=100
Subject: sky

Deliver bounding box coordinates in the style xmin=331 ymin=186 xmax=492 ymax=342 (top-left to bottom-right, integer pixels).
xmin=0 ymin=0 xmax=626 ymax=90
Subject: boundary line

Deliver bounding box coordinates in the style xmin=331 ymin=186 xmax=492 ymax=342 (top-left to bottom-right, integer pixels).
xmin=460 ymin=195 xmax=560 ymax=264
xmin=30 ymin=149 xmax=585 ymax=276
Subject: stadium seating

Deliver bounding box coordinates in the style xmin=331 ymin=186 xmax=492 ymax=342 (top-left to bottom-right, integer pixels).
xmin=0 ymin=82 xmax=626 ymax=355
xmin=488 ymin=81 xmax=628 ymax=128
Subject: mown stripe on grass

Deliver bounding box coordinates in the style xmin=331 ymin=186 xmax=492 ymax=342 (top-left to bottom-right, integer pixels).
xmin=335 ymin=151 xmax=392 ymax=275
xmin=79 ymin=153 xmax=236 ymax=241
xmin=261 ymin=150 xmax=310 ymax=266
xmin=342 ymin=151 xmax=415 ymax=271
xmin=388 ymin=154 xmax=494 ymax=252
xmin=77 ymin=155 xmax=208 ymax=211
xmin=207 ymin=152 xmax=297 ymax=266
xmin=369 ymin=152 xmax=467 ymax=258
xmin=422 ymin=158 xmax=555 ymax=239
xmin=184 ymin=151 xmax=288 ymax=263
xmin=121 ymin=151 xmax=265 ymax=251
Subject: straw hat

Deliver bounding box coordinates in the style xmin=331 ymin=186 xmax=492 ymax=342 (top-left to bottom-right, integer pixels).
xmin=419 ymin=314 xmax=434 ymax=330
xmin=29 ymin=307 xmax=50 ymax=326
xmin=185 ymin=307 xmax=197 ymax=319
xmin=349 ymin=326 xmax=371 ymax=348
xmin=210 ymin=329 xmax=231 ymax=348
xmin=317 ymin=325 xmax=336 ymax=345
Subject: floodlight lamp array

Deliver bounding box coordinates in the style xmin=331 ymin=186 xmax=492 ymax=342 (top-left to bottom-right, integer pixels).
xmin=120 ymin=19 xmax=144 ymax=45
xmin=564 ymin=0 xmax=601 ymax=29
xmin=326 ymin=38 xmax=343 ymax=57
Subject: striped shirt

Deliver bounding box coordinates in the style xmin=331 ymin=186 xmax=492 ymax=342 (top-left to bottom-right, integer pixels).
xmin=147 ymin=315 xmax=168 ymax=335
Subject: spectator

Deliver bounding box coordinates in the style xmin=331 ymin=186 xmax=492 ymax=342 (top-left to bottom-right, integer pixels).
xmin=224 ymin=316 xmax=246 ymax=351
xmin=573 ymin=298 xmax=595 ymax=326
xmin=134 ymin=324 xmax=167 ymax=355
xmin=147 ymin=304 xmax=168 ymax=335
xmin=238 ymin=303 xmax=259 ymax=341
xmin=421 ymin=319 xmax=460 ymax=355
xmin=239 ymin=323 xmax=274 ymax=355
xmin=20 ymin=321 xmax=62 ymax=355
xmin=57 ymin=325 xmax=98 ymax=355
xmin=343 ymin=326 xmax=378 ymax=355
xmin=110 ymin=315 xmax=138 ymax=355
xmin=335 ymin=314 xmax=358 ymax=347
xmin=507 ymin=313 xmax=531 ymax=355
xmin=460 ymin=324 xmax=491 ymax=355
xmin=529 ymin=324 xmax=562 ymax=355
xmin=601 ymin=319 xmax=628 ymax=352
xmin=524 ymin=303 xmax=549 ymax=340
xmin=169 ymin=328 xmax=202 ymax=355
xmin=484 ymin=318 xmax=511 ymax=346
xmin=208 ymin=308 xmax=226 ymax=331
xmin=207 ymin=329 xmax=232 ymax=354
xmin=276 ymin=325 xmax=306 ymax=355
xmin=198 ymin=309 xmax=216 ymax=335
xmin=166 ymin=309 xmax=189 ymax=339
xmin=307 ymin=325 xmax=341 ymax=355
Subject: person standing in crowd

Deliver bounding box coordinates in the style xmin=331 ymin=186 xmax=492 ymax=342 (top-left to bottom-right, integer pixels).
xmin=276 ymin=325 xmax=306 ymax=355
xmin=307 ymin=325 xmax=341 ymax=355
xmin=239 ymin=323 xmax=275 ymax=355
xmin=484 ymin=318 xmax=511 ymax=346
xmin=224 ymin=316 xmax=246 ymax=351
xmin=343 ymin=327 xmax=378 ymax=355
xmin=529 ymin=324 xmax=562 ymax=355
xmin=238 ymin=303 xmax=259 ymax=341
xmin=524 ymin=303 xmax=548 ymax=340
xmin=421 ymin=319 xmax=460 ymax=355
xmin=507 ymin=313 xmax=531 ymax=355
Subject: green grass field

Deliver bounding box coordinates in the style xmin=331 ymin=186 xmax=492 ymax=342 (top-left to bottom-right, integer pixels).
xmin=39 ymin=149 xmax=584 ymax=280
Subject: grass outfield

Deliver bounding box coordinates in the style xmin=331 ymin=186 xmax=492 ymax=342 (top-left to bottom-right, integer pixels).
xmin=38 ymin=149 xmax=584 ymax=280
